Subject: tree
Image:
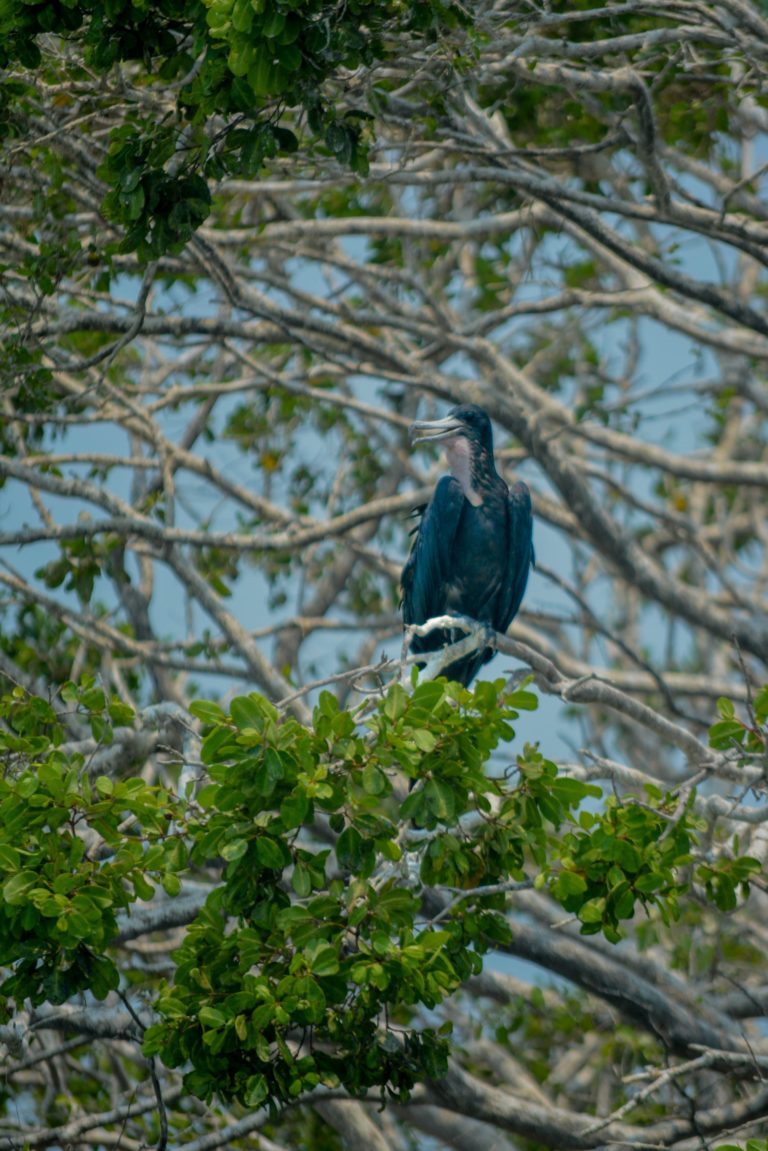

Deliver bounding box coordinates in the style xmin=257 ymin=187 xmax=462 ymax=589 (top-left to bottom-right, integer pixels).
xmin=2 ymin=0 xmax=768 ymax=1147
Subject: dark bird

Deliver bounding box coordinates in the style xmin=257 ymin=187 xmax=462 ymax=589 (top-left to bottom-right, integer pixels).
xmin=401 ymin=403 xmax=534 ymax=686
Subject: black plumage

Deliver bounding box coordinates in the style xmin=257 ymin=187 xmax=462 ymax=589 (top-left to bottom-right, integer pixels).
xmin=401 ymin=404 xmax=534 ymax=686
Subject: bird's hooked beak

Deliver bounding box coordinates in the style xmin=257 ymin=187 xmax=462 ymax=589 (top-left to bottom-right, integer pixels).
xmin=409 ymin=413 xmax=465 ymax=446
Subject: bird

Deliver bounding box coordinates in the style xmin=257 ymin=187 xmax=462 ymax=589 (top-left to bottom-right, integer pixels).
xmin=401 ymin=403 xmax=534 ymax=687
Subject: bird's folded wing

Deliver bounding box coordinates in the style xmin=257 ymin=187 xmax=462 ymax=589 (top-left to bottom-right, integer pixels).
xmin=497 ymin=480 xmax=534 ymax=635
xmin=401 ymin=475 xmax=465 ymax=626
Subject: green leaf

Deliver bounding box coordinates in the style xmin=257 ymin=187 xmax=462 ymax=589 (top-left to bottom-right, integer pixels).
xmin=336 ymin=825 xmax=363 ymax=870
xmin=201 ymin=725 xmax=238 ymax=766
xmin=221 ymin=838 xmax=248 ymax=862
xmin=280 ymin=792 xmax=310 ymax=828
xmin=132 ymin=873 xmax=156 ymax=900
xmin=505 ymin=688 xmax=538 ymax=711
xmin=190 ymin=700 xmax=228 ymax=725
xmin=708 ymin=719 xmax=745 ymax=750
xmin=716 ymin=1145 xmax=762 ymax=1151
xmin=89 ymin=954 xmax=120 ymax=1000
xmin=230 ymin=693 xmax=271 ymax=730
xmin=255 ymin=746 xmax=284 ymax=794
xmin=0 ymin=845 xmax=21 ymax=872
xmin=412 ymin=728 xmax=437 ymax=752
xmin=108 ymin=701 xmax=135 ymax=725
xmin=361 ymin=762 xmax=389 ymax=796
xmin=291 ymin=862 xmax=312 ymax=897
xmin=424 ymin=779 xmax=455 ymax=822
xmin=3 ymin=870 xmax=40 ymax=905
xmin=578 ymin=897 xmax=606 ymax=925
xmin=753 ymin=687 xmax=768 ymax=725
xmin=550 ymin=777 xmax=602 ymax=807
xmin=262 ymin=9 xmax=285 ymax=37
xmin=307 ymin=944 xmax=339 ymax=977
xmin=254 ymin=835 xmax=289 ymax=869
xmin=245 ymin=1074 xmax=269 ymax=1107
xmin=162 ymin=873 xmax=182 ymax=897
xmin=198 ymin=1006 xmax=227 ymax=1029
xmin=553 ymin=870 xmax=587 ymax=897
xmin=383 ymin=682 xmax=409 ymax=722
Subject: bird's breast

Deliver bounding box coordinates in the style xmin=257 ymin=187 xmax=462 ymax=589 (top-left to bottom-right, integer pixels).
xmin=445 ymin=499 xmax=508 ymax=616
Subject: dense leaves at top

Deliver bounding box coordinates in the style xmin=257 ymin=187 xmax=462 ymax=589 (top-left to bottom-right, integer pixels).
xmin=0 ymin=0 xmax=467 ymax=254
xmin=2 ymin=0 xmax=762 ymax=258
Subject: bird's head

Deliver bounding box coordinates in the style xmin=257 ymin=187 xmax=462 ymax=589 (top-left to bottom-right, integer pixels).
xmin=410 ymin=404 xmax=496 ymax=498
xmin=410 ymin=403 xmax=494 ymax=454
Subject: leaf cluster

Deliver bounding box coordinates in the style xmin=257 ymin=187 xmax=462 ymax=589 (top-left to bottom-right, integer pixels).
xmin=0 ymin=683 xmax=183 ymax=1009
xmin=551 ymin=789 xmax=696 ymax=943
xmin=709 ymin=691 xmax=768 ymax=756
xmin=0 ymin=0 xmax=468 ymax=256
xmin=2 ymin=674 xmax=766 ymax=1120
xmin=144 ymin=679 xmax=603 ymax=1108
xmin=143 ymin=676 xmax=768 ymax=1112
